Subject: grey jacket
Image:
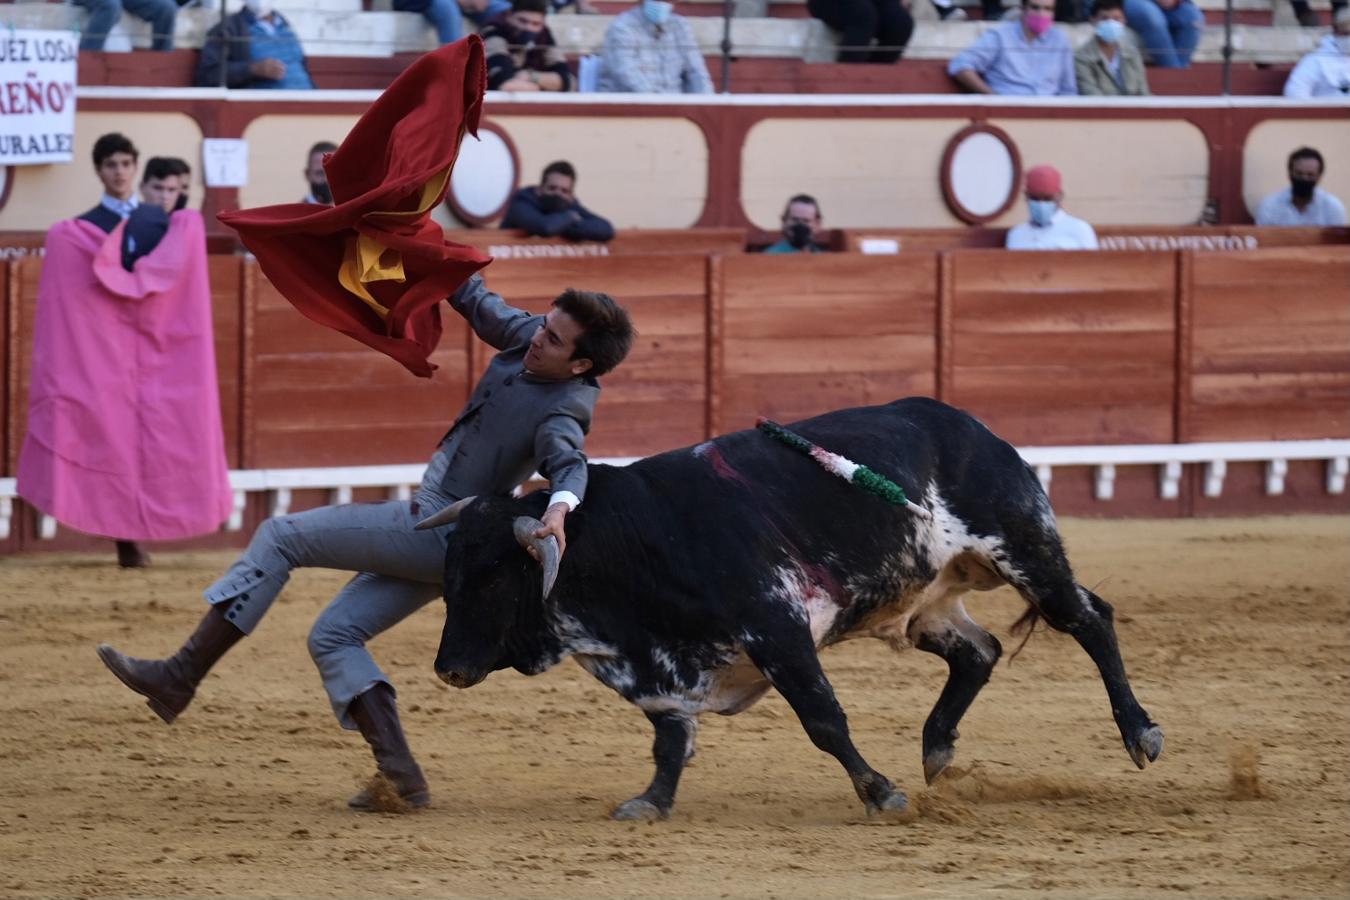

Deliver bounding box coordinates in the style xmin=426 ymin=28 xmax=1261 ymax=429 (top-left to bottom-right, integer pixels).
xmin=1074 ymin=39 xmax=1150 ymax=96
xmin=438 ymin=275 xmax=599 ymax=504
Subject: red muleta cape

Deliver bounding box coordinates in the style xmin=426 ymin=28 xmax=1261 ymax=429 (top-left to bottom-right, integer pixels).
xmin=219 ymin=36 xmax=492 ymax=377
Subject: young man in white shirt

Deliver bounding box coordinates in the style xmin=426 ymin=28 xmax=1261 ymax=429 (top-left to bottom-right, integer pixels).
xmin=1005 ymin=164 xmax=1099 ymax=251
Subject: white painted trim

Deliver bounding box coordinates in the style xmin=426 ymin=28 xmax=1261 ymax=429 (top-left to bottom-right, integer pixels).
xmin=73 ymin=86 xmax=1350 ymax=111
xmin=3 ymin=441 xmax=1346 ymax=540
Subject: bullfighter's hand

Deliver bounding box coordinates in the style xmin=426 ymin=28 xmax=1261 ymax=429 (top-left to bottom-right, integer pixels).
xmin=533 ymin=502 xmax=568 ymax=559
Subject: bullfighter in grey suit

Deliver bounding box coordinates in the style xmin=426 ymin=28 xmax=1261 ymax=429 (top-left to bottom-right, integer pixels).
xmin=96 ymin=274 xmax=636 ymax=810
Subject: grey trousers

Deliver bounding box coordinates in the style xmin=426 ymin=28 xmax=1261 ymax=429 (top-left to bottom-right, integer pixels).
xmin=203 ymin=450 xmax=456 ymax=729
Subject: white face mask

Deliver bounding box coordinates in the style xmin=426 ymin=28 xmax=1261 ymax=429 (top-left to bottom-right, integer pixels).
xmin=1028 ymin=199 xmax=1057 ymax=226
xmin=1095 ymin=18 xmax=1125 ymax=44
xmin=642 ymin=0 xmax=673 ymax=25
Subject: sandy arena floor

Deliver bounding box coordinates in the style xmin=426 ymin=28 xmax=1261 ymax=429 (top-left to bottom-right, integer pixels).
xmin=0 ymin=515 xmax=1347 ymax=900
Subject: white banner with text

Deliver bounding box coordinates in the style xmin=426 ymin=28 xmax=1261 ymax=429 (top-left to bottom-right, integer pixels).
xmin=0 ymin=30 xmax=78 ymax=165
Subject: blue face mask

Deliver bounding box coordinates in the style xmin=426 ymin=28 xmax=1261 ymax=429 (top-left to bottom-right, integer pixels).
xmin=1095 ymin=18 xmax=1125 ymax=43
xmin=642 ymin=0 xmax=673 ymax=25
xmin=1028 ymin=199 xmax=1057 ymax=226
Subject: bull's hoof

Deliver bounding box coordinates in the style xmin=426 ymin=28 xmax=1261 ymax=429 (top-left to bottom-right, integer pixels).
xmin=611 ymin=797 xmax=669 ymax=822
xmin=864 ymin=789 xmax=914 ymax=823
xmin=923 ymin=746 xmax=955 ymax=785
xmin=1127 ymin=725 xmax=1165 ymax=770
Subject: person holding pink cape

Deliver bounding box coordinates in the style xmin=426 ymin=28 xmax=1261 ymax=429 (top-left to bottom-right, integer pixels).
xmin=17 ymin=133 xmax=232 ymax=567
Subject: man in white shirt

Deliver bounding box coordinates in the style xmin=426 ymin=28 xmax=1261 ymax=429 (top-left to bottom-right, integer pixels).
xmin=1005 ymin=164 xmax=1099 ymax=250
xmin=1254 ymin=146 xmax=1348 ymax=227
xmin=1283 ymin=8 xmax=1350 ymax=99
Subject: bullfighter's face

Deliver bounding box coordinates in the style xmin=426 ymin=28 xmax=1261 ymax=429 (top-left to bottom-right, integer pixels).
xmin=525 ymin=308 xmax=592 ymax=381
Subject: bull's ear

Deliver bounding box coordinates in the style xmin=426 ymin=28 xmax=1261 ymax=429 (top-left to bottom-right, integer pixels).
xmin=512 ymin=517 xmax=560 ymax=599
xmin=415 ymin=496 xmax=477 ymax=530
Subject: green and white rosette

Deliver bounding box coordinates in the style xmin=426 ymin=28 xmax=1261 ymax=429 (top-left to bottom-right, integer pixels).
xmin=756 ymin=417 xmax=932 ymax=520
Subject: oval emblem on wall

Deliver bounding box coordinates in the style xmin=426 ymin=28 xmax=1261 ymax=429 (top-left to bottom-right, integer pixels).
xmin=446 ymin=121 xmax=520 ymax=227
xmin=940 ymin=124 xmax=1021 ymax=225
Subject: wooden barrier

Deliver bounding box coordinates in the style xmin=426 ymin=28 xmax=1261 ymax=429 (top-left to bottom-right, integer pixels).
xmin=3 ymin=242 xmax=1347 ymax=552
xmin=943 ymin=250 xmax=1180 ymax=446
xmin=843 ymin=226 xmax=1350 ymax=254
xmin=1185 ymin=246 xmax=1350 ymax=442
xmin=445 ymin=228 xmax=749 ymax=259
xmin=245 ymin=261 xmax=471 ymax=469
xmin=715 ymin=253 xmax=939 ymax=433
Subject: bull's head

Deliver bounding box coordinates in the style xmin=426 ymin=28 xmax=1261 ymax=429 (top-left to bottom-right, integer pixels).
xmin=415 ymin=496 xmax=559 ymax=689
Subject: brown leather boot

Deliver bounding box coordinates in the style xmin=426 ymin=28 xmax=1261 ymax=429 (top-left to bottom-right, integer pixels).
xmin=115 ymin=541 xmax=150 ymax=568
xmin=96 ymin=604 xmax=244 ymax=724
xmin=346 ymin=683 xmax=430 ymax=811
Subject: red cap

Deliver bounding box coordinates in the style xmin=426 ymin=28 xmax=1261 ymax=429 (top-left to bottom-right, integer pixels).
xmin=1025 ymin=164 xmax=1062 ymax=195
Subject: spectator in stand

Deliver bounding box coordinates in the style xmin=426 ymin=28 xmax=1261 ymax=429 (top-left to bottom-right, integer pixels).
xmin=806 ymin=0 xmax=914 ymax=64
xmin=762 ymin=194 xmax=828 ymax=254
xmin=947 ymin=0 xmax=1077 ymax=95
xmin=1075 ymin=0 xmax=1150 ymax=95
xmin=501 ymin=160 xmax=614 ymax=241
xmin=1284 ymin=8 xmax=1350 ymax=97
xmin=1254 ymin=147 xmax=1347 ymax=227
xmin=1290 ymin=0 xmax=1347 ymax=28
xmin=597 ymin=0 xmax=714 ymax=94
xmin=1121 ymin=0 xmax=1203 ymax=69
xmin=930 ymin=0 xmax=1008 ymax=22
xmin=195 ymin=0 xmax=315 ymax=89
xmin=1006 ymin=164 xmax=1099 ymax=250
xmin=481 ymin=0 xmax=573 ymax=91
xmin=395 ymin=0 xmax=472 ymax=45
xmin=141 ymin=156 xmax=192 ymax=213
xmin=304 ymin=141 xmax=338 ymax=205
xmin=74 ymin=0 xmax=177 ymax=52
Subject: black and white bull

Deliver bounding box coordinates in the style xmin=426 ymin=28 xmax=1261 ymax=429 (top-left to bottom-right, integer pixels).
xmin=418 ymin=397 xmax=1163 ymax=821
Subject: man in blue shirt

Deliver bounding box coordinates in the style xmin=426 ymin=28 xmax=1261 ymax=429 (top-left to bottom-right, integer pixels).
xmin=947 ymin=0 xmax=1077 ymax=96
xmin=194 ymin=0 xmax=314 ymax=89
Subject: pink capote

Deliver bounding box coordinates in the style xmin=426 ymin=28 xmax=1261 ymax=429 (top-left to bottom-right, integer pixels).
xmin=17 ymin=211 xmax=233 ymax=541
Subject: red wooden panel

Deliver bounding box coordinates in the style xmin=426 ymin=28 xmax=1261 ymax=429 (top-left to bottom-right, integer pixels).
xmin=246 ymin=266 xmax=472 ymax=467
xmin=208 ymin=255 xmax=244 ymax=468
xmin=1188 ymin=247 xmax=1350 ymax=441
xmin=482 ymin=254 xmax=711 ymax=457
xmin=718 ymin=253 xmax=938 ymax=430
xmin=445 ymin=228 xmax=748 ymax=257
xmin=946 ymin=250 xmax=1178 ymax=446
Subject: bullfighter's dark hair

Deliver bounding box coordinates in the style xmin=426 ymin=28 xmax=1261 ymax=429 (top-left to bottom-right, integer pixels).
xmin=511 ymin=0 xmax=549 ymax=13
xmin=1288 ymin=146 xmax=1325 ymax=174
xmin=781 ymin=193 xmax=821 ymax=220
xmin=542 ymin=160 xmax=576 ymax=184
xmin=92 ymin=132 xmax=138 ymax=168
xmin=142 ymin=156 xmax=189 ymax=183
xmin=552 ymin=289 xmax=636 ymax=378
xmin=1093 ymin=0 xmax=1125 ymax=12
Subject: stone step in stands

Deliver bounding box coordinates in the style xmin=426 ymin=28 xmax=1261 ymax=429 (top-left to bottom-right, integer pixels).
xmin=0 ymin=2 xmax=1331 ymax=63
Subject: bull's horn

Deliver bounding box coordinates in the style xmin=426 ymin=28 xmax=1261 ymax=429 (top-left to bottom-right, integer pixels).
xmin=512 ymin=516 xmax=560 ymax=600
xmin=414 ymin=496 xmax=477 ymax=530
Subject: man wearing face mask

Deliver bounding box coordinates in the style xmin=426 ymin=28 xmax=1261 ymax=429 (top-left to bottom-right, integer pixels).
xmin=1255 ymin=147 xmax=1347 ymax=227
xmin=597 ymin=0 xmax=714 ymax=94
xmin=762 ymin=194 xmax=827 ymax=254
xmin=948 ymin=0 xmax=1076 ymax=96
xmin=194 ymin=0 xmax=315 ymax=90
xmin=480 ymin=0 xmax=573 ymax=91
xmin=1075 ymin=0 xmax=1150 ymax=96
xmin=501 ymin=160 xmax=615 ymax=241
xmin=1005 ymin=164 xmax=1098 ymax=251
xmin=303 ymin=141 xmax=338 ymax=205
xmin=1284 ymin=8 xmax=1350 ymax=98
